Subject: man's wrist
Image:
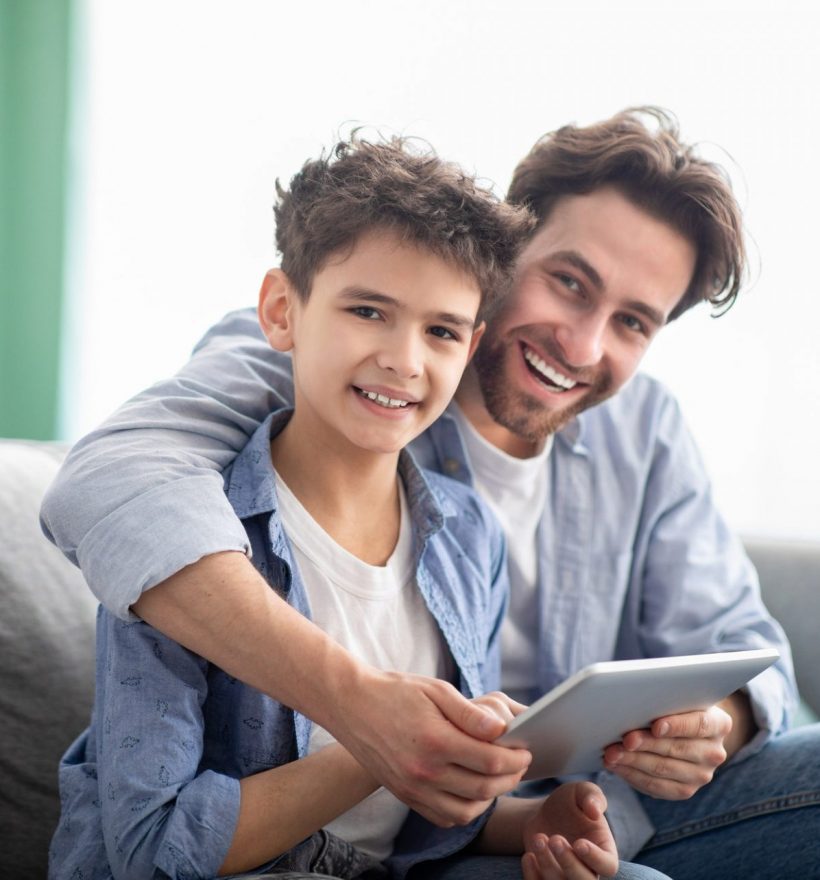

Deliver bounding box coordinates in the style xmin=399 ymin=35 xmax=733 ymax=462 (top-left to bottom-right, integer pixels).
xmin=720 ymin=690 xmax=757 ymax=757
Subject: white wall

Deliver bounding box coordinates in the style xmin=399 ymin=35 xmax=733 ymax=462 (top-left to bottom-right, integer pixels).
xmin=61 ymin=0 xmax=820 ymax=540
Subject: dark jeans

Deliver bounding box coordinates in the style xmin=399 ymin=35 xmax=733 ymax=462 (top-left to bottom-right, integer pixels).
xmin=223 ymin=828 xmax=388 ymax=880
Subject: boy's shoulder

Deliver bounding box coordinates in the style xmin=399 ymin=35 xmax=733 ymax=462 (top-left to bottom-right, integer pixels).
xmin=416 ymin=465 xmax=503 ymax=548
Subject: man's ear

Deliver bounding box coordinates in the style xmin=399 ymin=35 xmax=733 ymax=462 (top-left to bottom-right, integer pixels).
xmin=258 ymin=269 xmax=298 ymax=352
xmin=466 ymin=321 xmax=486 ymax=362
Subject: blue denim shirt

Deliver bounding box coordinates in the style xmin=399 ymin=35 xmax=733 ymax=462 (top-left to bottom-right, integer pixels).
xmin=49 ymin=411 xmax=508 ymax=880
xmin=43 ymin=307 xmax=798 ymax=860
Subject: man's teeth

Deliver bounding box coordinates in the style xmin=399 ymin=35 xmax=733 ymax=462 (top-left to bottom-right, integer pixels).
xmin=523 ymin=348 xmax=577 ymax=391
xmin=358 ymin=389 xmax=410 ymax=408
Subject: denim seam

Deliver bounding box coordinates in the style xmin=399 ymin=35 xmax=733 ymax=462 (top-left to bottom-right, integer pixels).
xmin=641 ymin=789 xmax=820 ymax=850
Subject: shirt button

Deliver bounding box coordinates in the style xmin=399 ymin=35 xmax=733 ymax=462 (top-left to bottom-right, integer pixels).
xmin=443 ymin=458 xmax=461 ymax=475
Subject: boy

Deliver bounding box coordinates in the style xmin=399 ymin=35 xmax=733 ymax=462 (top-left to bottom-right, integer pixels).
xmin=49 ymin=137 xmax=622 ymax=880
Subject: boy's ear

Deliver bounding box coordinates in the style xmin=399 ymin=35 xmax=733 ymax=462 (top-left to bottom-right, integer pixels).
xmin=258 ymin=269 xmax=298 ymax=352
xmin=466 ymin=321 xmax=486 ymax=362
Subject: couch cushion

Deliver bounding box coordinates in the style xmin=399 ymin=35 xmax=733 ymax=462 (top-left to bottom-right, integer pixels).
xmin=0 ymin=441 xmax=98 ymax=879
xmin=745 ymin=538 xmax=820 ymax=719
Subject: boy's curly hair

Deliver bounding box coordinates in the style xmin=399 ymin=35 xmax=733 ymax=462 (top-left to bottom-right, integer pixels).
xmin=274 ymin=135 xmax=535 ymax=319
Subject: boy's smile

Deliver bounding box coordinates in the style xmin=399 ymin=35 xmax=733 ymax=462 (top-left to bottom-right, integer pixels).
xmin=259 ymin=229 xmax=484 ymax=461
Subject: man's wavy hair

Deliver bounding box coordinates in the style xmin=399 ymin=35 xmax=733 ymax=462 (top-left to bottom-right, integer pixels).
xmin=507 ymin=107 xmax=746 ymax=320
xmin=274 ymin=135 xmax=534 ymax=319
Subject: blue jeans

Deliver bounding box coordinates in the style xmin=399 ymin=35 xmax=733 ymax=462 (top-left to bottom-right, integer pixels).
xmin=408 ymin=855 xmax=669 ymax=879
xmin=635 ymin=724 xmax=820 ymax=879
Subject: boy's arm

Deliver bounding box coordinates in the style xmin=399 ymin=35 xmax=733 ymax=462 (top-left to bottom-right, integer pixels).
xmin=94 ymin=612 xmax=376 ymax=879
xmin=476 ymin=784 xmax=618 ymax=879
xmin=42 ymin=308 xmax=529 ymax=826
xmin=220 ymin=743 xmax=379 ymax=875
xmin=137 ymin=551 xmax=530 ymax=827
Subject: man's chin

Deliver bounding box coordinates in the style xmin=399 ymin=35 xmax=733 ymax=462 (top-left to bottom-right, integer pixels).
xmin=471 ymin=338 xmax=613 ymax=443
xmin=484 ymin=391 xmax=580 ymax=443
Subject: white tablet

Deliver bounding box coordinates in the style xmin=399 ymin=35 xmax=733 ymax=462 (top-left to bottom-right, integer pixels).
xmin=496 ymin=648 xmax=779 ymax=779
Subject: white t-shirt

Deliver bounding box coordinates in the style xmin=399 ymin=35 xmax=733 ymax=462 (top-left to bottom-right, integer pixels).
xmin=450 ymin=403 xmax=553 ymax=704
xmin=275 ymin=473 xmax=452 ymax=860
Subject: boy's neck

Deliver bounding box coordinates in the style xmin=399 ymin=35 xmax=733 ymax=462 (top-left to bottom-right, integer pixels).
xmin=269 ymin=410 xmax=402 ymax=567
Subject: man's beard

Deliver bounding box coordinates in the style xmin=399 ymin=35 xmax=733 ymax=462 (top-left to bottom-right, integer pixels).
xmin=471 ymin=327 xmax=615 ymax=443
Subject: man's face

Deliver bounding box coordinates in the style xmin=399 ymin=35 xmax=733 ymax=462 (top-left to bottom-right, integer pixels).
xmin=260 ymin=229 xmax=484 ymax=459
xmin=465 ymin=187 xmax=697 ymax=453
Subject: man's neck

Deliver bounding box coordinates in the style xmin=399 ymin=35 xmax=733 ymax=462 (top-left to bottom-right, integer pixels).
xmin=270 ymin=410 xmax=401 ymax=566
xmin=454 ymin=367 xmax=549 ymax=460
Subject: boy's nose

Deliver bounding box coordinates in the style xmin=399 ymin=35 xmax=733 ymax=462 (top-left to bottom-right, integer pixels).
xmin=554 ymin=311 xmax=606 ymax=367
xmin=375 ymin=331 xmax=423 ymax=379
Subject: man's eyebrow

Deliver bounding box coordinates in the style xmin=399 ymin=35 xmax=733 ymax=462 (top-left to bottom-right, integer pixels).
xmin=550 ymin=250 xmax=604 ymax=290
xmin=548 ymin=251 xmax=666 ymax=328
xmin=628 ymin=300 xmax=666 ymax=329
xmin=340 ymin=286 xmax=477 ymax=328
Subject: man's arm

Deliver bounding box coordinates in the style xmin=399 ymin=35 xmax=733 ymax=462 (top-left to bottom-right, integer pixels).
xmin=136 ymin=552 xmax=531 ymax=826
xmin=42 ymin=309 xmax=529 ymax=825
xmin=600 ymin=381 xmax=797 ymax=800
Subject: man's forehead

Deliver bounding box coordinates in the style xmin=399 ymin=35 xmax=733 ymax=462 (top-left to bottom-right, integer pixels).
xmin=516 ymin=188 xmax=698 ymax=319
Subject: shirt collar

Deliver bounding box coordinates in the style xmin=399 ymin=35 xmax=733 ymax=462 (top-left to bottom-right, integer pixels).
xmin=224 ymin=408 xmax=450 ymax=535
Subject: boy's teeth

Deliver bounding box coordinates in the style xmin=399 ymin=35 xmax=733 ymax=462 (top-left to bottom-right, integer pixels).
xmin=523 ymin=348 xmax=577 ymax=391
xmin=359 ymin=389 xmax=410 ymax=408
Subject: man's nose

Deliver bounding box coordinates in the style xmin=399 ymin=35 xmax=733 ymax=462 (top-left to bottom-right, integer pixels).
xmin=375 ymin=329 xmax=423 ymax=379
xmin=554 ymin=310 xmax=606 ymax=367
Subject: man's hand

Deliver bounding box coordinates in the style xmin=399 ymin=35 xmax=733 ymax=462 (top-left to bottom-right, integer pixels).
xmin=603 ymin=704 xmax=734 ymax=799
xmin=522 ymin=782 xmax=619 ymax=879
xmin=133 ymin=554 xmax=531 ymax=829
xmin=336 ymin=671 xmax=532 ymax=827
xmin=472 ymin=690 xmax=529 ymax=725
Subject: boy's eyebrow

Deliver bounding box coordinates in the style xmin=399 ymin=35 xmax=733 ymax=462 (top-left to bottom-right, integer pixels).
xmin=340 ymin=286 xmax=478 ymax=328
xmin=549 ymin=250 xmax=666 ymax=329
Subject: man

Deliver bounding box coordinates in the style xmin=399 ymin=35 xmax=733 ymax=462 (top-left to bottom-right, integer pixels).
xmin=43 ymin=108 xmax=820 ymax=877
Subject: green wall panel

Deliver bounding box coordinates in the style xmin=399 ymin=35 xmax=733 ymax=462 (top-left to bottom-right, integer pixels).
xmin=0 ymin=0 xmax=72 ymax=439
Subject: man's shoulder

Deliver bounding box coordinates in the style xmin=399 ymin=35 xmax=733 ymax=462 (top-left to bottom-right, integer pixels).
xmin=569 ymin=373 xmax=686 ymax=453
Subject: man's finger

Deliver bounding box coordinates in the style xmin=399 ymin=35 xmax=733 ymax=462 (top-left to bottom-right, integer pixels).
xmin=605 ymin=761 xmax=710 ymax=800
xmin=651 ymin=706 xmax=731 ymax=739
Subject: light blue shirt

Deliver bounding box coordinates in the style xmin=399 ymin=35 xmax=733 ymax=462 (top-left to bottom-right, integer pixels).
xmin=42 ymin=307 xmax=798 ymax=859
xmin=48 ymin=411 xmax=508 ymax=879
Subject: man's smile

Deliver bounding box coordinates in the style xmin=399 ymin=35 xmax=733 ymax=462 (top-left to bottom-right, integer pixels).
xmin=521 ymin=343 xmax=579 ymax=393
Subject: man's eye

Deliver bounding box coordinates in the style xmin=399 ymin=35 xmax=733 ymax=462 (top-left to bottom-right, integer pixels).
xmin=555 ymin=273 xmax=581 ymax=293
xmin=350 ymin=306 xmax=381 ymax=320
xmin=618 ymin=314 xmax=646 ymax=334
xmin=429 ymin=326 xmax=457 ymax=341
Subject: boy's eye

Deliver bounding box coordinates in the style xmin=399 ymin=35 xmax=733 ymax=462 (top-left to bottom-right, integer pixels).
xmin=429 ymin=326 xmax=458 ymax=341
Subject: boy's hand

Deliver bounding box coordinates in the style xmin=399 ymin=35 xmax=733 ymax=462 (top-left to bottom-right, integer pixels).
xmin=602 ymin=704 xmax=732 ymax=800
xmin=339 ymin=671 xmax=532 ymax=827
xmin=522 ymin=782 xmax=618 ymax=879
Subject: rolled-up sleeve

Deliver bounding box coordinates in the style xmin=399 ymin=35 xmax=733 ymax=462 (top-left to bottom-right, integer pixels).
xmin=41 ymin=307 xmax=294 ymax=619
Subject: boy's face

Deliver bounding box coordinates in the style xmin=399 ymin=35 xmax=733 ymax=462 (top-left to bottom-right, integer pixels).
xmin=464 ymin=187 xmax=697 ymax=452
xmin=259 ymin=229 xmax=484 ymax=457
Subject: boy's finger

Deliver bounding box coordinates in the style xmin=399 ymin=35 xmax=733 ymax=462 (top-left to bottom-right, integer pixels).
xmin=548 ymin=836 xmax=598 ymax=879
xmin=573 ymin=838 xmax=620 ymax=877
xmin=524 ymin=835 xmax=563 ymax=879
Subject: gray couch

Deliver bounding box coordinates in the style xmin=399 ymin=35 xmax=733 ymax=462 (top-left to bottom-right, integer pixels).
xmin=1 ymin=439 xmax=818 ymax=879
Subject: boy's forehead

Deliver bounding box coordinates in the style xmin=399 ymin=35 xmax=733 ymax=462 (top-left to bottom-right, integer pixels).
xmin=318 ymin=230 xmax=480 ymax=286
